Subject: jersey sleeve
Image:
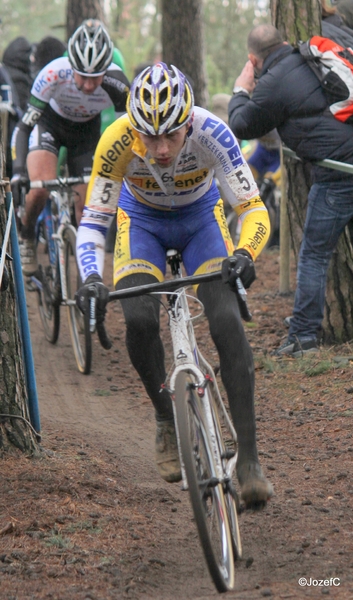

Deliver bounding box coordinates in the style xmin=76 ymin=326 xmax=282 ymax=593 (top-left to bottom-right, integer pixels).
xmin=234 ymin=196 xmax=271 ymax=260
xmin=11 ymin=94 xmax=47 ymax=174
xmin=199 ymin=114 xmax=271 ymax=260
xmin=217 ymin=155 xmax=271 ymax=258
xmin=76 ymin=116 xmax=134 ymax=282
xmin=101 ymin=67 xmax=130 ymax=113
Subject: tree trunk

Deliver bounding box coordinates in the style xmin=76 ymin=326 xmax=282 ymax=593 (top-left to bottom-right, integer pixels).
xmin=161 ymin=0 xmax=207 ymax=108
xmin=0 ymin=119 xmax=38 ymax=454
xmin=271 ymin=0 xmax=320 ymax=256
xmin=272 ymin=0 xmax=353 ymax=343
xmin=324 ymin=231 xmax=353 ymax=343
xmin=66 ymin=0 xmax=106 ymax=40
xmin=271 ymin=0 xmax=322 ymax=44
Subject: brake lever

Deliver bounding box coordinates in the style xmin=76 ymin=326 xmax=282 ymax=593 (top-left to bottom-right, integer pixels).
xmin=87 ymin=285 xmax=112 ymax=349
xmin=235 ymin=278 xmax=252 ymax=322
xmin=85 ymin=285 xmax=98 ymax=333
xmin=226 ymin=257 xmax=252 ymax=322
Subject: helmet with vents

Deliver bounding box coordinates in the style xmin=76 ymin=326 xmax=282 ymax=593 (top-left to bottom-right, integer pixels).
xmin=127 ymin=62 xmax=194 ymax=135
xmin=68 ymin=19 xmax=113 ymax=76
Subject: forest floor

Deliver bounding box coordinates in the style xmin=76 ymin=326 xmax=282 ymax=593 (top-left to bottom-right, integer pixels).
xmin=1 ymin=246 xmax=353 ymax=600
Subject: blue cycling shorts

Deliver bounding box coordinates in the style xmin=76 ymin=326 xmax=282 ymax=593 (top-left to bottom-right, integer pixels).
xmin=113 ymin=180 xmax=234 ymax=285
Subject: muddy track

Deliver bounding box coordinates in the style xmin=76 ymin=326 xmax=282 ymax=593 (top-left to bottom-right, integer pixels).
xmin=15 ymin=250 xmax=353 ymax=599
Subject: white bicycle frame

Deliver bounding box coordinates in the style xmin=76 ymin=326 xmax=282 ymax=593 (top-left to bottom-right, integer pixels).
xmin=29 ymin=177 xmax=89 ymax=307
xmin=159 ymin=250 xmax=238 ymax=490
xmin=52 ymin=189 xmax=76 ymax=305
xmin=104 ymin=250 xmax=244 ymax=585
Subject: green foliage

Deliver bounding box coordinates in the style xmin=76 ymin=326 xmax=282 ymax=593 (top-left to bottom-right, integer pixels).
xmin=45 ymin=531 xmax=72 ymax=548
xmin=65 ymin=520 xmax=103 ymax=533
xmin=111 ymin=0 xmax=162 ymax=81
xmin=93 ymin=389 xmax=111 ymax=396
xmin=254 ymin=352 xmax=335 ymax=378
xmin=304 ymin=360 xmax=332 ymax=377
xmin=203 ymin=0 xmax=270 ymax=98
xmin=111 ymin=0 xmax=271 ymax=99
xmin=1 ymin=0 xmax=270 ymax=101
xmin=0 ymin=0 xmax=66 ymax=55
xmin=255 ymin=355 xmax=277 ymax=373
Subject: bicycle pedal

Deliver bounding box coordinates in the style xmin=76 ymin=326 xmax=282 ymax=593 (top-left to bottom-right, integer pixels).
xmin=221 ymin=450 xmax=236 ymax=459
xmin=199 ymin=476 xmax=219 ymax=489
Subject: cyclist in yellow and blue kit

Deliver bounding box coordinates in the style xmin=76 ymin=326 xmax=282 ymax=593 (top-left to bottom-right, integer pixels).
xmin=76 ymin=63 xmax=273 ymax=508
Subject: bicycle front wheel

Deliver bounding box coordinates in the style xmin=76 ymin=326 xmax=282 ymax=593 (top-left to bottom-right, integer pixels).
xmin=36 ymin=223 xmax=60 ymax=344
xmin=174 ymin=371 xmax=235 ymax=592
xmin=63 ymin=227 xmax=92 ymax=374
xmin=209 ymin=380 xmax=242 ymax=561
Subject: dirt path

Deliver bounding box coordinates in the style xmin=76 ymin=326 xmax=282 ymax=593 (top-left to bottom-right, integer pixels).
xmin=1 ymin=249 xmax=353 ymax=599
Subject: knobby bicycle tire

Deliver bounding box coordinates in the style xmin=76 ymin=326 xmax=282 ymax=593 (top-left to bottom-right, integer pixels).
xmin=63 ymin=227 xmax=92 ymax=374
xmin=209 ymin=380 xmax=242 ymax=560
xmin=174 ymin=371 xmax=235 ymax=592
xmin=36 ymin=220 xmax=60 ymax=344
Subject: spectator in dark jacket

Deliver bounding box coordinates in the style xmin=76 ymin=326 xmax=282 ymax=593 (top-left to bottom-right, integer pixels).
xmin=30 ymin=36 xmax=67 ymax=79
xmin=337 ymin=0 xmax=353 ymax=29
xmin=2 ymin=36 xmax=32 ymax=111
xmin=0 ymin=62 xmax=23 ymax=177
xmin=321 ymin=0 xmax=353 ymax=46
xmin=228 ymin=23 xmax=353 ymax=358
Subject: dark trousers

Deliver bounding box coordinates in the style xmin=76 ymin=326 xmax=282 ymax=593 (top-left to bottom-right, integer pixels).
xmin=116 ymin=273 xmax=259 ymax=468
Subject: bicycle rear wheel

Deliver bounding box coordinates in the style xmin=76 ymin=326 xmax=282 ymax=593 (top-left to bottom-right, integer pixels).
xmin=35 ymin=222 xmax=60 ymax=344
xmin=174 ymin=371 xmax=235 ymax=592
xmin=63 ymin=227 xmax=92 ymax=374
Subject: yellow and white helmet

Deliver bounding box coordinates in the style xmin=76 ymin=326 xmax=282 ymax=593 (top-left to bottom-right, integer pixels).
xmin=127 ymin=62 xmax=194 ymax=135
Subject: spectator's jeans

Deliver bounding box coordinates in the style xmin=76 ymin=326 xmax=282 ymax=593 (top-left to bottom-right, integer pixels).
xmin=289 ymin=181 xmax=353 ymax=340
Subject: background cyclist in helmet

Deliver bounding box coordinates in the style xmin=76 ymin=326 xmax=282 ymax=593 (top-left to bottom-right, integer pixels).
xmin=10 ymin=19 xmax=130 ymax=277
xmin=75 ymin=63 xmax=273 ymax=510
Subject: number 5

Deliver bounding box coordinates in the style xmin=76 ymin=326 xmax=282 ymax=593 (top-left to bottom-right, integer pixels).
xmin=102 ymin=182 xmax=113 ymax=203
xmin=236 ymin=170 xmax=251 ymax=191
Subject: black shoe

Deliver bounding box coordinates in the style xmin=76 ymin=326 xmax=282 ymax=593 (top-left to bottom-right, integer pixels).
xmin=283 ymin=316 xmax=292 ymax=328
xmin=237 ymin=462 xmax=273 ymax=510
xmin=155 ymin=418 xmax=181 ymax=483
xmin=272 ymin=336 xmax=318 ymax=358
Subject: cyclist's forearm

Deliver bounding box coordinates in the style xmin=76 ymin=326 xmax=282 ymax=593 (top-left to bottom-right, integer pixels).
xmin=11 ymin=101 xmax=44 ymax=174
xmin=11 ymin=121 xmax=31 ymax=174
xmin=76 ymin=226 xmax=107 ymax=283
xmin=235 ymin=205 xmax=271 ymax=260
xmin=77 ymin=173 xmax=120 ymax=281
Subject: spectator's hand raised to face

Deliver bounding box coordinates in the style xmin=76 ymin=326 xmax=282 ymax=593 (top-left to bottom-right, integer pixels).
xmin=234 ymin=61 xmax=256 ymax=94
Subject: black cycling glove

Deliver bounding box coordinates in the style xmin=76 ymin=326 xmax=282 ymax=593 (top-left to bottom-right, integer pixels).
xmin=75 ymin=274 xmax=110 ymax=325
xmin=221 ymin=249 xmax=256 ymax=290
xmin=11 ymin=172 xmax=30 ymax=208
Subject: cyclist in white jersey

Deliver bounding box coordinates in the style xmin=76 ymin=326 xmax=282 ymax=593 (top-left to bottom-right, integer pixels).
xmin=75 ymin=63 xmax=273 ymax=509
xmin=10 ymin=19 xmax=129 ymax=276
